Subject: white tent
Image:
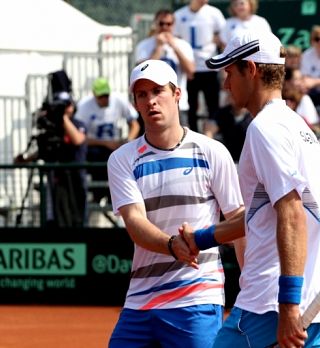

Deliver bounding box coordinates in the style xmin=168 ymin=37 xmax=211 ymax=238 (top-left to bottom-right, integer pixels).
xmin=0 ymin=0 xmax=133 ymax=165
xmin=0 ymin=0 xmax=131 ymax=52
xmin=0 ymin=0 xmax=132 ymax=96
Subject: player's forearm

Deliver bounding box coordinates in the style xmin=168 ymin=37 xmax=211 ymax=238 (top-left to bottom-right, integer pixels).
xmin=127 ymin=217 xmax=170 ymax=254
xmin=275 ymin=192 xmax=307 ymax=276
xmin=214 ymin=209 xmax=246 ymax=244
xmin=119 ymin=203 xmax=170 ymax=255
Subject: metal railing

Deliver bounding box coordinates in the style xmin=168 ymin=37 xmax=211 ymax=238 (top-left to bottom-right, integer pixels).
xmin=0 ymin=163 xmax=123 ymax=229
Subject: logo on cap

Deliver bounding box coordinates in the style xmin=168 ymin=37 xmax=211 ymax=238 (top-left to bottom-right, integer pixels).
xmin=141 ymin=64 xmax=149 ymax=71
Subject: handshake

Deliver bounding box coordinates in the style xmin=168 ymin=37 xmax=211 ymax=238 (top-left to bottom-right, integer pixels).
xmin=168 ymin=223 xmax=218 ymax=269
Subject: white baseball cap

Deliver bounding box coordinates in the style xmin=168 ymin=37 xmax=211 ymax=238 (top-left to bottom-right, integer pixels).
xmin=129 ymin=60 xmax=178 ymax=92
xmin=206 ymin=29 xmax=285 ymax=70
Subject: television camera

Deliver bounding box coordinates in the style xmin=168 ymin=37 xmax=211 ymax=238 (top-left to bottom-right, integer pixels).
xmin=35 ymin=91 xmax=73 ymax=162
xmin=33 ymin=70 xmax=73 ymax=162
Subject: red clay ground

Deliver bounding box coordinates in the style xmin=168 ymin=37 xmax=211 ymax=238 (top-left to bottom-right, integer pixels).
xmin=0 ymin=305 xmax=230 ymax=347
xmin=0 ymin=305 xmax=121 ymax=348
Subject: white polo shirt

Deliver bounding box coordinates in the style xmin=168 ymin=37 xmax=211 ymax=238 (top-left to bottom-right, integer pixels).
xmin=236 ymin=99 xmax=320 ymax=323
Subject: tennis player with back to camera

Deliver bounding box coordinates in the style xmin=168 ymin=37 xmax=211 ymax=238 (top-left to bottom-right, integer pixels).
xmin=180 ymin=29 xmax=320 ymax=348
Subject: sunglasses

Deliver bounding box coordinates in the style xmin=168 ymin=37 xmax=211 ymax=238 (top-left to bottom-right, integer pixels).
xmin=159 ymin=21 xmax=173 ymax=27
xmin=313 ymin=37 xmax=320 ymax=42
xmin=97 ymin=94 xmax=109 ymax=99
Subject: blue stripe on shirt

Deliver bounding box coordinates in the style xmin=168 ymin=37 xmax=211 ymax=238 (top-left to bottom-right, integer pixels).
xmin=133 ymin=157 xmax=209 ymax=180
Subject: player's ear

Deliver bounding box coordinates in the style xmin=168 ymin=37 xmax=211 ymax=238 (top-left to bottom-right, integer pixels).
xmin=174 ymin=87 xmax=181 ymax=103
xmin=247 ymin=60 xmax=257 ymax=77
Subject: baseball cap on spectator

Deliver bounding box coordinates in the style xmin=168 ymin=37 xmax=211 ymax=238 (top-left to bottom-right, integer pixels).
xmin=129 ymin=60 xmax=178 ymax=92
xmin=206 ymin=29 xmax=285 ymax=71
xmin=92 ymin=77 xmax=111 ymax=96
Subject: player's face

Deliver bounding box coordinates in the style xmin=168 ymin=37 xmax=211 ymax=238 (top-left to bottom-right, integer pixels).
xmin=133 ymin=79 xmax=181 ymax=130
xmin=224 ymin=63 xmax=251 ymax=109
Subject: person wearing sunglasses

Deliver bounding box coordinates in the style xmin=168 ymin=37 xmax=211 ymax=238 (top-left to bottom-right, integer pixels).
xmin=300 ymin=25 xmax=320 ymax=113
xmin=135 ymin=9 xmax=195 ymax=128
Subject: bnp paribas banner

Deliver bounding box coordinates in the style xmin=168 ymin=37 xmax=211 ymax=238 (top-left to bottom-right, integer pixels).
xmin=0 ymin=228 xmax=133 ymax=305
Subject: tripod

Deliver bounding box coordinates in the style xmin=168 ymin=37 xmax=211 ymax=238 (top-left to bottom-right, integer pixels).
xmin=15 ymin=135 xmax=38 ymax=227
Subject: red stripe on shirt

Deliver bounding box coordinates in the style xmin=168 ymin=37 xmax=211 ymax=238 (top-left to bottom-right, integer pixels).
xmin=140 ymin=282 xmax=223 ymax=310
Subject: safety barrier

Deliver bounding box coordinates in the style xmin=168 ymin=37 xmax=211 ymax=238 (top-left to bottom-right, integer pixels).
xmin=0 ymin=163 xmax=121 ymax=229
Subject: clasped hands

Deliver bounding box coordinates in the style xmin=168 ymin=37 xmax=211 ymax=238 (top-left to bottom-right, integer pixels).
xmin=171 ymin=222 xmax=199 ymax=269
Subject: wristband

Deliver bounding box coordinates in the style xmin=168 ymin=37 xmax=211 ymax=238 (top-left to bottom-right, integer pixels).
xmin=278 ymin=275 xmax=304 ymax=304
xmin=194 ymin=225 xmax=219 ymax=250
xmin=168 ymin=235 xmax=178 ymax=260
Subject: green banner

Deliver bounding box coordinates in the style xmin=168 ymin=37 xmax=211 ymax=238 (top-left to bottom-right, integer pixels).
xmin=0 ymin=244 xmax=86 ymax=275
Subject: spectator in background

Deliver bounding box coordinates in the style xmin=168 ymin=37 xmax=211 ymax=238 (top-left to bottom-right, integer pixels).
xmin=135 ymin=8 xmax=195 ymax=127
xmin=74 ymin=77 xmax=140 ymax=203
xmin=220 ymin=0 xmax=271 ymax=46
xmin=300 ymin=25 xmax=320 ymax=111
xmin=283 ymin=66 xmax=320 ymax=136
xmin=174 ymin=0 xmax=226 ymax=133
xmin=285 ymin=45 xmax=302 ymax=70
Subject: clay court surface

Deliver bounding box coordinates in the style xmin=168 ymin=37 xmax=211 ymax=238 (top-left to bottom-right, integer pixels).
xmin=0 ymin=305 xmax=231 ymax=347
xmin=0 ymin=305 xmax=121 ymax=348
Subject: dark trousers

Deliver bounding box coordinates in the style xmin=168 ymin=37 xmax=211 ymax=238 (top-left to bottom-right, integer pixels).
xmin=87 ymin=146 xmax=113 ymax=203
xmin=187 ymin=71 xmax=220 ymax=132
xmin=49 ymin=170 xmax=87 ymax=227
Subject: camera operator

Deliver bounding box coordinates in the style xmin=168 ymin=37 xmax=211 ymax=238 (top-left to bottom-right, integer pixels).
xmin=15 ymin=92 xmax=88 ymax=228
xmin=47 ymin=91 xmax=88 ymax=228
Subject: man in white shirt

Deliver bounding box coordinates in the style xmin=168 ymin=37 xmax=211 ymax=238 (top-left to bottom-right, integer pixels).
xmin=181 ymin=30 xmax=320 ymax=347
xmin=108 ymin=59 xmax=244 ymax=348
xmin=174 ymin=0 xmax=226 ymax=133
xmin=74 ymin=77 xmax=140 ymax=202
xmin=135 ymin=9 xmax=195 ymax=127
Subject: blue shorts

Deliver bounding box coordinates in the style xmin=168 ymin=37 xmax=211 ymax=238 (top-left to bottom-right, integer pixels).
xmin=108 ymin=304 xmax=223 ymax=348
xmin=213 ymin=306 xmax=320 ymax=348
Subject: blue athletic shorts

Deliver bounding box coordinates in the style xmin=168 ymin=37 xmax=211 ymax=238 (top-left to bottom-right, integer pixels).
xmin=213 ymin=306 xmax=320 ymax=348
xmin=108 ymin=304 xmax=223 ymax=348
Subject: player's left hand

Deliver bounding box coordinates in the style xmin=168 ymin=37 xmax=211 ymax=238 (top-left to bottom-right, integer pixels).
xmin=277 ymin=304 xmax=308 ymax=348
